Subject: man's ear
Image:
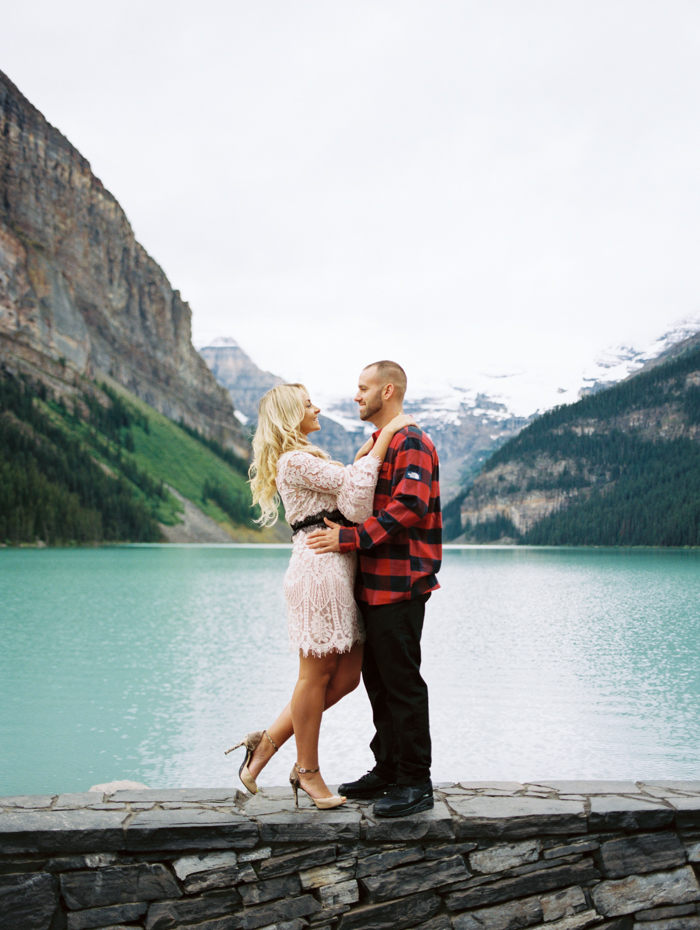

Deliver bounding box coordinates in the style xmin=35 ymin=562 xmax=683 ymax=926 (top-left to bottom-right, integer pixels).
xmin=383 ymin=382 xmax=395 ymax=400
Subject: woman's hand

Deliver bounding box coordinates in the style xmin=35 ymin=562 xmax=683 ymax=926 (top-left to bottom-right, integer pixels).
xmin=385 ymin=413 xmax=416 ymax=435
xmin=354 ymin=437 xmax=375 ymax=462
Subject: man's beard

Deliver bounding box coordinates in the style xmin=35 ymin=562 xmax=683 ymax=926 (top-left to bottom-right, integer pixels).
xmin=360 ymin=395 xmax=383 ymax=421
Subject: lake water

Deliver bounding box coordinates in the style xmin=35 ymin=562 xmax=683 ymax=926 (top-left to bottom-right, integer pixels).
xmin=1 ymin=545 xmax=700 ymax=797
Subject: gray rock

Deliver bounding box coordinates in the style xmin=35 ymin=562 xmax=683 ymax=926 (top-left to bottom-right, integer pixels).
xmin=257 ymin=845 xmax=337 ymax=879
xmin=258 ymin=811 xmax=360 ymax=845
xmin=544 ymin=911 xmax=603 ymax=930
xmin=640 ymin=782 xmax=700 ymax=795
xmin=0 ymin=872 xmax=58 ymax=929
xmin=337 ymin=890 xmax=440 ymax=930
xmin=0 ymin=795 xmax=55 ymax=809
xmin=239 ymin=875 xmax=302 ymax=906
xmin=597 ymin=919 xmax=634 ymax=930
xmin=252 ymin=921 xmax=307 ymax=930
xmin=363 ymin=801 xmax=455 ymax=843
xmin=45 ymin=853 xmax=119 ymax=872
xmin=458 ymin=783 xmax=526 ymax=792
xmin=685 ymin=842 xmax=700 ymax=862
xmin=409 ymin=917 xmax=452 ymax=930
xmin=446 ymin=859 xmax=600 ymax=911
xmin=55 ymin=793 xmax=114 ymax=810
xmin=236 ymin=893 xmax=322 ymax=930
xmin=145 ymin=890 xmax=243 ymax=930
xmin=469 ymin=839 xmax=541 ymax=874
xmin=588 ymin=798 xmax=674 ymax=832
xmin=360 ymin=854 xmax=470 ymax=903
xmin=239 ymin=847 xmax=273 ymax=862
xmin=592 ymin=866 xmax=700 ymax=918
xmin=598 ymin=833 xmax=686 ymax=878
xmin=173 ymin=851 xmax=238 ymax=880
xmin=668 ymin=798 xmax=700 ymax=830
xmin=300 ymin=862 xmax=355 ymax=889
xmin=125 ymin=808 xmax=258 ymax=851
xmin=424 ymin=841 xmax=478 ymax=860
xmin=632 ymin=921 xmax=700 ymax=930
xmin=356 ymin=846 xmax=425 ymax=878
xmin=183 ymin=863 xmax=258 ymax=895
xmin=544 ymin=839 xmax=601 ymax=860
xmin=317 ymin=879 xmax=359 ymax=907
xmin=0 ymin=810 xmax=126 ymax=854
xmin=66 ymin=902 xmax=147 ymax=929
xmin=540 ymin=885 xmax=588 ymax=920
xmin=451 ymin=894 xmax=542 ymax=930
xmin=448 ymin=796 xmax=587 ymax=839
xmin=109 ymin=788 xmax=240 ymax=804
xmin=60 ymin=862 xmax=181 ymax=909
xmin=530 ymin=782 xmax=641 ymax=795
xmin=635 ymin=905 xmax=698 ymax=921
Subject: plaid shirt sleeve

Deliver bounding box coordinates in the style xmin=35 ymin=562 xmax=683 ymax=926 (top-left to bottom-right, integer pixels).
xmin=338 ymin=429 xmax=433 ymax=552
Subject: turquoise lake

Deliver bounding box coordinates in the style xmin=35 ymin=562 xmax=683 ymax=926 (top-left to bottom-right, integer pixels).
xmin=1 ymin=545 xmax=699 ymax=796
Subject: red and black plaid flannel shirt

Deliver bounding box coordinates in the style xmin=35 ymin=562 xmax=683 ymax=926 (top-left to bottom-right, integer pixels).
xmin=338 ymin=425 xmax=442 ymax=605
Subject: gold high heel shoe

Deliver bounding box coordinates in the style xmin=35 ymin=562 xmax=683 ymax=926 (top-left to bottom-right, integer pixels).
xmin=289 ymin=763 xmax=346 ymax=810
xmin=225 ymin=730 xmax=278 ymax=794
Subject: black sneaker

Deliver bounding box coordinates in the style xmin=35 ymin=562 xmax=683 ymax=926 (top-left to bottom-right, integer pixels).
xmin=373 ymin=781 xmax=434 ymax=818
xmin=338 ymin=770 xmax=395 ymax=799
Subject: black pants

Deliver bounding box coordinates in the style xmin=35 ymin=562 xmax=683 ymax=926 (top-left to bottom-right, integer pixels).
xmin=360 ymin=593 xmax=431 ymax=785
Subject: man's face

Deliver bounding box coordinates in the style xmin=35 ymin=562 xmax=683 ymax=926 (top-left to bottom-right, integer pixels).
xmin=354 ymin=366 xmax=385 ymax=422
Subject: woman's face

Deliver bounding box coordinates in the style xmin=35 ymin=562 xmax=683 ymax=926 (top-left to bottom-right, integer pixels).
xmin=299 ymin=392 xmax=321 ymax=435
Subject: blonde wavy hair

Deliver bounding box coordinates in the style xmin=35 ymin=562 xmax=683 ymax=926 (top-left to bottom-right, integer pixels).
xmin=249 ymin=383 xmax=329 ymax=526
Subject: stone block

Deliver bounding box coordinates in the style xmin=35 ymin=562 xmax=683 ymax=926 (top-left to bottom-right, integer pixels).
xmin=410 ymin=917 xmax=452 ymax=930
xmin=457 ymin=783 xmax=526 ymax=792
xmin=0 ymin=795 xmax=55 ymax=809
xmin=363 ymin=801 xmax=455 ymax=843
xmin=669 ymin=798 xmax=700 ymax=830
xmin=449 ymin=796 xmax=587 ymax=839
xmin=635 ymin=905 xmax=698 ymax=921
xmin=588 ymin=798 xmax=674 ymax=832
xmin=66 ymin=902 xmax=147 ymax=929
xmin=317 ymin=879 xmax=359 ymax=907
xmin=258 ymin=811 xmax=360 ymax=845
xmin=109 ymin=788 xmax=240 ymax=804
xmin=55 ymin=793 xmax=115 ymax=810
xmin=0 ymin=809 xmax=126 ymax=854
xmin=446 ymin=859 xmax=600 ymax=911
xmin=254 ymin=921 xmax=307 ymax=930
xmin=598 ymin=919 xmax=634 ymax=930
xmin=356 ymin=846 xmax=425 ymax=878
xmin=686 ymin=843 xmax=700 ymax=862
xmin=544 ymin=911 xmax=603 ymax=930
xmin=45 ymin=853 xmax=119 ymax=872
xmin=257 ymin=846 xmax=337 ymax=879
xmin=239 ymin=847 xmax=273 ymax=862
xmin=598 ymin=833 xmax=686 ymax=878
xmin=239 ymin=875 xmax=302 ymax=906
xmin=300 ymin=862 xmax=355 ymax=889
xmin=541 ymin=886 xmax=588 ymax=920
xmin=173 ymin=851 xmax=238 ymax=880
xmin=544 ymin=840 xmax=601 ymax=860
xmin=632 ymin=921 xmax=700 ymax=930
xmin=236 ymin=893 xmax=322 ymax=930
xmin=640 ymin=783 xmax=700 ymax=795
xmin=337 ymin=890 xmax=440 ymax=930
xmin=592 ymin=866 xmax=700 ymax=918
xmin=60 ymin=863 xmax=181 ymax=909
xmin=125 ymin=808 xmax=259 ymax=851
xmin=424 ymin=841 xmax=477 ymax=860
xmin=360 ymin=854 xmax=470 ymax=902
xmin=0 ymin=871 xmax=58 ymax=929
xmin=469 ymin=839 xmax=541 ymax=874
xmin=183 ymin=863 xmax=257 ymax=895
xmin=451 ymin=894 xmax=542 ymax=930
xmin=145 ymin=890 xmax=243 ymax=930
xmin=531 ymin=782 xmax=641 ymax=795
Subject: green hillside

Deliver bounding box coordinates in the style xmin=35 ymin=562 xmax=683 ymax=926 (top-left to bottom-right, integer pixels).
xmin=452 ymin=342 xmax=700 ymax=546
xmin=0 ymin=368 xmax=260 ymax=546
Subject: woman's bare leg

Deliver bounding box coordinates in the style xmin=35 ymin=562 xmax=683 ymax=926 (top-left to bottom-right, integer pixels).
xmin=247 ymin=643 xmax=364 ymax=781
xmin=291 ymin=652 xmax=341 ymax=798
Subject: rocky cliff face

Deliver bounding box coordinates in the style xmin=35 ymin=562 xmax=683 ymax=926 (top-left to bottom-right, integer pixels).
xmin=0 ymin=70 xmax=248 ymax=457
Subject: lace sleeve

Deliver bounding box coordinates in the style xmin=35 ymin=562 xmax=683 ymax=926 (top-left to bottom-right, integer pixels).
xmin=336 ymin=455 xmax=381 ymax=523
xmin=279 ymin=452 xmax=347 ymax=492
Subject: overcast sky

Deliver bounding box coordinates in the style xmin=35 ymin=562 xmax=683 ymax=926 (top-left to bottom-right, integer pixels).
xmin=3 ymin=1 xmax=700 ymax=403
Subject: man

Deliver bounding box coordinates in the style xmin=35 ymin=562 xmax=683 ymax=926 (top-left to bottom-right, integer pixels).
xmin=307 ymin=360 xmax=442 ymax=817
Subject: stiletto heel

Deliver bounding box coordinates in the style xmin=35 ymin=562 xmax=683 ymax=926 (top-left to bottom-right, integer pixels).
xmin=289 ymin=764 xmax=346 ymax=810
xmin=225 ymin=730 xmax=278 ymax=795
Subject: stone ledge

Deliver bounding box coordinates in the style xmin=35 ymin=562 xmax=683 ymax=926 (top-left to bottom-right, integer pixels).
xmin=2 ymin=782 xmax=700 ymax=930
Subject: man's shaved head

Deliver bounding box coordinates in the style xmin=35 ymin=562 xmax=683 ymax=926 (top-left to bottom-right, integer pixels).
xmin=363 ymin=360 xmax=407 ymax=403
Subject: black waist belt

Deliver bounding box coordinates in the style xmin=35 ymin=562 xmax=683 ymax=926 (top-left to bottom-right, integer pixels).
xmin=290 ymin=509 xmax=356 ymax=538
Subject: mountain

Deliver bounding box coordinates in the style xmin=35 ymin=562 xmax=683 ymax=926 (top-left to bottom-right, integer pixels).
xmin=199 ymin=338 xmax=366 ymax=463
xmin=448 ymin=331 xmax=700 ymax=545
xmin=0 ymin=70 xmax=247 ymax=458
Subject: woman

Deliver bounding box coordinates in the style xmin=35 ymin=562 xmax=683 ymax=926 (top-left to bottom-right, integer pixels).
xmin=226 ymin=383 xmax=413 ymax=809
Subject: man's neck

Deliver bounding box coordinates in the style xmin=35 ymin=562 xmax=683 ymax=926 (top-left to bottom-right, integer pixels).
xmin=371 ymin=406 xmax=403 ymax=430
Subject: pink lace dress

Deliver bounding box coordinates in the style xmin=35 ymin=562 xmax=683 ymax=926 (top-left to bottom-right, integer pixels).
xmin=276 ymin=451 xmax=381 ymax=657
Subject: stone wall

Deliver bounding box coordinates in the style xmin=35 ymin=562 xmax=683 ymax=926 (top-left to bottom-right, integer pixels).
xmin=2 ymin=781 xmax=700 ymax=930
